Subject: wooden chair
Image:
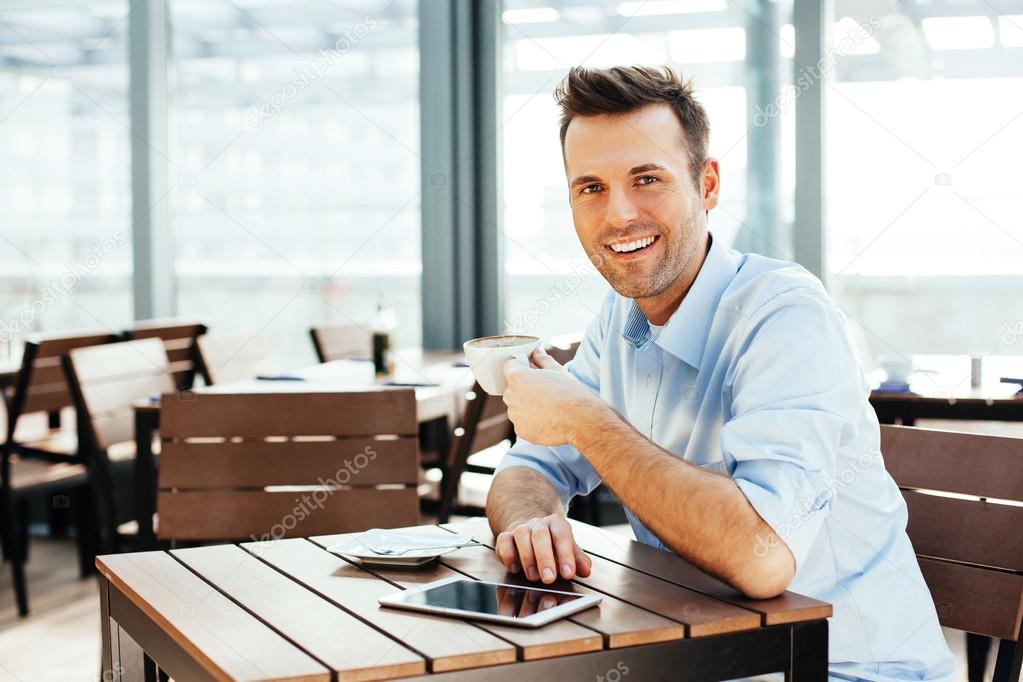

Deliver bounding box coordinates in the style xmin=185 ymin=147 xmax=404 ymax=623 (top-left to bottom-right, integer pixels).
xmin=437 ymin=383 xmax=515 ymax=523
xmin=880 ymin=424 xmax=1023 ymax=682
xmin=1 ymin=330 xmax=116 ymax=616
xmin=309 ymin=323 xmax=371 ymax=363
xmin=63 ymin=338 xmax=176 ymax=553
xmin=157 ymin=390 xmax=420 ymax=542
xmin=123 ymin=319 xmax=207 ymax=391
xmin=195 ymin=333 xmax=268 ymax=385
xmin=3 ymin=330 xmax=118 ymax=459
xmin=1 ymin=448 xmax=89 ymax=616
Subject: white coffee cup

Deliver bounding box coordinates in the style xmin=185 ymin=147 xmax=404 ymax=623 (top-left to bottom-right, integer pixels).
xmin=463 ymin=335 xmax=541 ymax=395
xmin=879 ymin=355 xmax=914 ymax=384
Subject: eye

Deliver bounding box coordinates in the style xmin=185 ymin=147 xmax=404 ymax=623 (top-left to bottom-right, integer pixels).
xmin=580 ymin=183 xmax=602 ymax=195
xmin=636 ymin=175 xmax=658 ymax=186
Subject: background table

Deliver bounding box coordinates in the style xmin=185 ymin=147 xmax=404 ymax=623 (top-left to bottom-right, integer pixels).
xmin=870 ymin=354 xmax=1023 ymax=424
xmin=96 ymin=519 xmax=831 ymax=681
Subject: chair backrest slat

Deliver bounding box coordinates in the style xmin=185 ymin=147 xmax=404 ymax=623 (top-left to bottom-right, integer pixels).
xmin=903 ymin=490 xmax=1023 ymax=572
xmin=880 ymin=424 xmax=1023 ymax=642
xmin=157 ymin=390 xmax=420 ymax=541
xmin=65 ymin=338 xmax=175 ymax=452
xmin=309 ymin=324 xmax=370 ymax=363
xmin=160 ymin=390 xmax=416 ymax=439
xmin=124 ymin=319 xmax=206 ymax=390
xmin=880 ymin=425 xmax=1023 ymax=500
xmin=918 ymin=557 xmax=1023 ymax=641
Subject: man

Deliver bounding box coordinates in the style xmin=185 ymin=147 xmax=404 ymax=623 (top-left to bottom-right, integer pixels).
xmin=486 ymin=66 xmax=955 ymax=680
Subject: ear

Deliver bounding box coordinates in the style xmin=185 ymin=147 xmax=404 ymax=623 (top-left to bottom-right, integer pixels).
xmin=700 ymin=158 xmax=720 ymax=211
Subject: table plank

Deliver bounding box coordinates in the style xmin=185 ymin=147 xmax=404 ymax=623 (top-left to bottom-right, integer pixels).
xmin=96 ymin=552 xmax=329 ymax=682
xmin=552 ymin=519 xmax=833 ymax=626
xmin=241 ymin=538 xmax=516 ymax=673
xmin=425 ymin=528 xmax=686 ymax=648
xmin=172 ymin=544 xmax=426 ymax=681
xmin=444 ymin=519 xmax=760 ymax=637
xmin=309 ymin=533 xmax=604 ymax=661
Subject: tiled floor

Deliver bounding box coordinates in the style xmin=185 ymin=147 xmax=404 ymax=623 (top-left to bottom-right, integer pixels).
xmin=0 ymin=530 xmax=1001 ymax=681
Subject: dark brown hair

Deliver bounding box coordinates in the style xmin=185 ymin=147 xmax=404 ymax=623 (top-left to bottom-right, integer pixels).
xmin=555 ymin=65 xmax=710 ymax=187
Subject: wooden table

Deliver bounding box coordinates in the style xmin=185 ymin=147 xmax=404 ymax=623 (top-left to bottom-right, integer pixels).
xmin=870 ymin=354 xmax=1023 ymax=424
xmin=131 ymin=350 xmax=473 ymax=549
xmin=97 ymin=518 xmax=832 ymax=681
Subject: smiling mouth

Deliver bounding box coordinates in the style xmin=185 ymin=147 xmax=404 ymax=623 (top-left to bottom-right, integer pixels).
xmin=606 ymin=235 xmax=658 ymax=255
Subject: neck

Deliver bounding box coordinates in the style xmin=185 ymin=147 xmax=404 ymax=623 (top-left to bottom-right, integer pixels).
xmin=635 ymin=231 xmax=710 ymax=326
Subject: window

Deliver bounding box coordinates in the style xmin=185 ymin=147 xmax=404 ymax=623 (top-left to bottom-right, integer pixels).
xmin=500 ymin=0 xmax=794 ymax=340
xmin=170 ymin=0 xmax=420 ymax=367
xmin=0 ymin=2 xmax=132 ymax=360
xmin=825 ymin=1 xmax=1023 ymax=358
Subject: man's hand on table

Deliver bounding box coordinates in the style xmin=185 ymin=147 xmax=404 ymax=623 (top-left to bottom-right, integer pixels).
xmin=495 ymin=513 xmax=592 ymax=584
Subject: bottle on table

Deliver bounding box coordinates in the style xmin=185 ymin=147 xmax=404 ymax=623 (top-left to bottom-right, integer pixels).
xmin=372 ymin=297 xmax=398 ymax=376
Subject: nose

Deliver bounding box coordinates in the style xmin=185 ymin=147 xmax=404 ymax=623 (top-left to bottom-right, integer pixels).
xmin=604 ymin=185 xmax=640 ymax=227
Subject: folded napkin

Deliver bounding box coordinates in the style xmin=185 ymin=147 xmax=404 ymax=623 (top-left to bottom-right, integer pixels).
xmin=358 ymin=528 xmax=475 ymax=556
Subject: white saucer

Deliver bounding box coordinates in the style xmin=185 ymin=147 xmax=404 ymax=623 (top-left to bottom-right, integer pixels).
xmin=328 ymin=532 xmax=474 ymax=567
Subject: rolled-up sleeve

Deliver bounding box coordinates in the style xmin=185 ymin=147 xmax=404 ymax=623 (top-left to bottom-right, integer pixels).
xmin=495 ymin=294 xmax=611 ymax=507
xmin=721 ymin=287 xmax=863 ymax=570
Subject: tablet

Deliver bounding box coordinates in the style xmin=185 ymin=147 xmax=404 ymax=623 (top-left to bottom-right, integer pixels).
xmin=378 ymin=576 xmax=601 ymax=628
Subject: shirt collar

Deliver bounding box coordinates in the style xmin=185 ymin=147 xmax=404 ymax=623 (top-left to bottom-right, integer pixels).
xmin=621 ymin=233 xmax=740 ymax=368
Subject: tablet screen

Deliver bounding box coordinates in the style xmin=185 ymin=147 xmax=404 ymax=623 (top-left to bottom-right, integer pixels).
xmin=403 ymin=579 xmax=584 ymax=619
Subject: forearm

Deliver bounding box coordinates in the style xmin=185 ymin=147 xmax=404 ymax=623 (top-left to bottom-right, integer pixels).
xmin=486 ymin=466 xmax=566 ymax=535
xmin=571 ymin=406 xmax=795 ymax=598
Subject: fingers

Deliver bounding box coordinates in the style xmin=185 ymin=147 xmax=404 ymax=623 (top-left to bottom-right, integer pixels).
xmin=512 ymin=525 xmax=540 ymax=581
xmin=573 ymin=543 xmax=593 ymax=577
xmin=496 ymin=515 xmax=592 ymax=584
xmin=548 ymin=515 xmax=578 ymax=580
xmin=495 ymin=532 xmax=521 ymax=574
xmin=501 ymin=355 xmax=527 ymax=379
xmin=518 ymin=589 xmax=541 ymax=618
xmin=530 ymin=522 xmax=558 ymax=584
xmin=530 ymin=347 xmax=563 ymax=370
xmin=496 ymin=586 xmax=517 ymax=617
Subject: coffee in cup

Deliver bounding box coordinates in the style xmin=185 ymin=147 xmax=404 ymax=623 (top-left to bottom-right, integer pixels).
xmin=463 ymin=335 xmax=541 ymax=395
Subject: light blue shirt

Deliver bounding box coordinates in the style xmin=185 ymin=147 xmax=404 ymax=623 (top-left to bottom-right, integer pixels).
xmin=498 ymin=234 xmax=955 ymax=681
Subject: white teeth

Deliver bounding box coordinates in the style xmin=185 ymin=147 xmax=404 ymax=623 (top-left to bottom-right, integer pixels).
xmin=610 ymin=236 xmax=655 ymax=253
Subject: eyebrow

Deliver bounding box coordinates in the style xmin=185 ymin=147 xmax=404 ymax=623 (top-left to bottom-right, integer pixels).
xmin=628 ymin=163 xmax=667 ymax=175
xmin=569 ymin=163 xmax=668 ymax=188
xmin=569 ymin=174 xmax=601 ymax=188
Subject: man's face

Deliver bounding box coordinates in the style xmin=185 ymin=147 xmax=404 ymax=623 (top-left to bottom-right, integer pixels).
xmin=563 ymin=103 xmax=717 ymax=300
